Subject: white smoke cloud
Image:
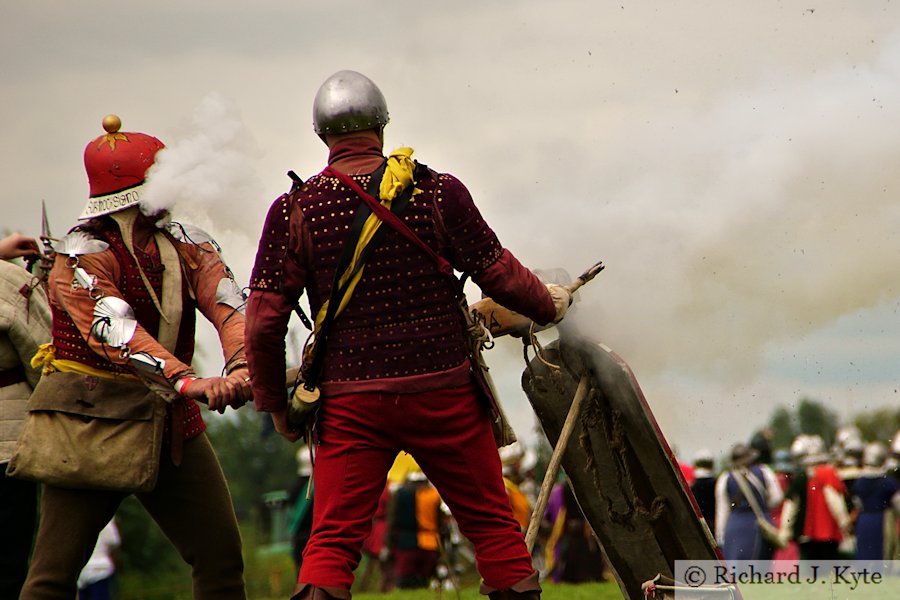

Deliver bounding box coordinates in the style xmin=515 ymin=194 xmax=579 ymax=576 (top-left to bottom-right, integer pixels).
xmin=141 ymin=92 xmax=265 ymax=240
xmin=561 ymin=34 xmax=900 ymax=387
xmin=484 ymin=33 xmax=900 ymax=459
xmin=139 ymin=92 xmax=270 ymax=375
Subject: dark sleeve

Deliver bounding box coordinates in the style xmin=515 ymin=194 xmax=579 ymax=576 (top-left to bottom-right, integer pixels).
xmin=249 ymin=194 xmax=301 ymax=293
xmin=434 ymin=174 xmax=555 ymax=325
xmin=471 ymin=249 xmax=556 ymax=326
xmin=246 ymin=194 xmax=309 ymax=411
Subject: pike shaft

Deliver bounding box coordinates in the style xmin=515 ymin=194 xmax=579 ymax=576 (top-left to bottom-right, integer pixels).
xmin=525 ymin=373 xmax=591 ymax=553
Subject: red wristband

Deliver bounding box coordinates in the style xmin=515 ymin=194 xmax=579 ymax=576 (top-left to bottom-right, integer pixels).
xmin=175 ymin=376 xmax=197 ymax=396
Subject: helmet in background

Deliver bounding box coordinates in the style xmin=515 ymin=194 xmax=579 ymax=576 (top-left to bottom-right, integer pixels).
xmin=862 ymin=441 xmax=888 ymax=468
xmin=693 ymin=448 xmax=715 ymax=470
xmin=798 ymin=434 xmax=829 ymax=466
xmin=832 ymin=425 xmax=863 ymax=465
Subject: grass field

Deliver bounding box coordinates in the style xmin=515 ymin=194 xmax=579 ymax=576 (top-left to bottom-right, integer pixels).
xmin=350 ymin=582 xmax=624 ymax=600
xmin=116 ymin=577 xmax=623 ymax=600
xmin=116 ymin=537 xmax=625 ymax=600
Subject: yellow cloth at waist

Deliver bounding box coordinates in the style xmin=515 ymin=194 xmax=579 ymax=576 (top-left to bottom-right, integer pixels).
xmin=31 ymin=343 xmax=139 ymax=381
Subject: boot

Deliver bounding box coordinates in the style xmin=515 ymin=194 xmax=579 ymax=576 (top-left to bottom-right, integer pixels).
xmin=290 ymin=583 xmax=351 ymax=600
xmin=484 ymin=572 xmax=542 ymax=600
xmin=487 ymin=590 xmax=541 ymax=600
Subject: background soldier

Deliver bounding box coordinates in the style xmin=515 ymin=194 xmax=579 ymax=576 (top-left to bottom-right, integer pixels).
xmin=0 ymin=233 xmax=51 ymax=599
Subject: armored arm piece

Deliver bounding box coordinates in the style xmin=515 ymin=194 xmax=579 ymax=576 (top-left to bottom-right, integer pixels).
xmin=90 ymin=288 xmax=177 ymax=402
xmin=52 ymin=231 xmax=183 ymax=401
xmin=168 ymin=222 xmax=247 ymax=374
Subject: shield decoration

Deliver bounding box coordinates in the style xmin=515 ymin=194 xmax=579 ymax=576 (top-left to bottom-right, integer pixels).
xmin=522 ymin=335 xmax=724 ymax=600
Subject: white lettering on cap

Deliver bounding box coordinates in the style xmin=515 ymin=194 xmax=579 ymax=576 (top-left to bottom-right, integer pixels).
xmin=78 ymin=186 xmax=144 ymax=220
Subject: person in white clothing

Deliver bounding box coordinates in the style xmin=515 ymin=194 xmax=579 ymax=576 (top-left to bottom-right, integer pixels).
xmin=77 ymin=518 xmax=121 ymax=600
xmin=714 ymin=443 xmax=784 ymax=561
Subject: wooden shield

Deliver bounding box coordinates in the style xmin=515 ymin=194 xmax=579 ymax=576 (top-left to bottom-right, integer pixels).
xmin=522 ymin=335 xmax=724 ymax=600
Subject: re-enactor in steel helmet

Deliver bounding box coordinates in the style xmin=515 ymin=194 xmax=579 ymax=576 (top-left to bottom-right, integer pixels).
xmin=312 ymin=70 xmax=389 ymax=140
xmin=78 ymin=114 xmax=165 ymax=220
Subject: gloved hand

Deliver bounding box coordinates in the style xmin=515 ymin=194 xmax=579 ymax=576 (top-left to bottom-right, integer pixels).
xmin=547 ymin=283 xmax=573 ymax=323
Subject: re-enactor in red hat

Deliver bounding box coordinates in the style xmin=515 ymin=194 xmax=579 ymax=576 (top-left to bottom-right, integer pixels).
xmin=245 ymin=71 xmax=572 ymax=600
xmin=18 ymin=115 xmax=252 ymax=599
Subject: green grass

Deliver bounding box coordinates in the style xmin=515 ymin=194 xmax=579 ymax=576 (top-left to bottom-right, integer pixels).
xmin=351 ymin=582 xmax=623 ymax=600
xmin=113 ymin=525 xmax=625 ymax=600
xmin=115 ymin=576 xmax=622 ymax=600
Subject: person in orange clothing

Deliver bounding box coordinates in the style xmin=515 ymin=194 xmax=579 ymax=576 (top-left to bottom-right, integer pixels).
xmin=505 ymin=479 xmax=532 ymax=532
xmin=500 ymin=443 xmax=532 ymax=531
xmin=386 ymin=470 xmax=445 ymax=589
xmin=18 ymin=115 xmax=251 ymax=600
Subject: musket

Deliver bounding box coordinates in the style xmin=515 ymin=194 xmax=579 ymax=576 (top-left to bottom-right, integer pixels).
xmin=468 ymin=259 xmax=605 ymax=338
xmin=566 ymin=260 xmax=605 ymax=294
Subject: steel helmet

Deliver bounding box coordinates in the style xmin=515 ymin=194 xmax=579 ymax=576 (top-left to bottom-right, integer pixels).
xmin=835 ymin=425 xmax=862 ymax=447
xmin=312 ymin=70 xmax=389 ymax=137
xmin=789 ymin=435 xmax=811 ymax=461
xmin=692 ymin=449 xmax=715 ymax=469
xmin=800 ymin=434 xmax=829 ymax=466
xmin=862 ymin=441 xmax=888 ymax=468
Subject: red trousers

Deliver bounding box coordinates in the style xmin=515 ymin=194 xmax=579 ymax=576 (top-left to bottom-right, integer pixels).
xmin=299 ymin=383 xmax=535 ymax=592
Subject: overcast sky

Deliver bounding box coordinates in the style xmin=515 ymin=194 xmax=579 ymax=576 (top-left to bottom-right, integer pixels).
xmin=3 ymin=1 xmax=900 ymax=462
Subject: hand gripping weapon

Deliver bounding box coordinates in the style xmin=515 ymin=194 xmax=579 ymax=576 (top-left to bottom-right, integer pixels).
xmin=468 ymin=260 xmax=605 ymax=338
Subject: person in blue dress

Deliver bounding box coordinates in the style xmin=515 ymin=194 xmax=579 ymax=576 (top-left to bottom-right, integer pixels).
xmin=851 ymin=442 xmax=900 ymax=562
xmin=715 ymin=443 xmax=783 ymax=562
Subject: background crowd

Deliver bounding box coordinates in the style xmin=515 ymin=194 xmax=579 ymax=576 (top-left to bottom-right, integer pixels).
xmin=684 ymin=426 xmax=900 ymax=567
xmin=278 ymin=421 xmax=900 ymax=592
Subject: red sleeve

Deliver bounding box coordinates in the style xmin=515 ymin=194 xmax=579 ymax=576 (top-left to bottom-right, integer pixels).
xmin=430 ymin=173 xmax=556 ymax=325
xmin=246 ymin=194 xmax=310 ymax=411
xmin=822 ymin=467 xmax=847 ymax=494
xmin=471 ymin=249 xmax=556 ymax=326
xmin=245 ymin=290 xmax=295 ymax=411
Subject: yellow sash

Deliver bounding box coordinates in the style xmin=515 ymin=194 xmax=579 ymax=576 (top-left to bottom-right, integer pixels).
xmin=32 ymin=343 xmax=139 ymax=381
xmin=313 ymin=147 xmax=418 ymax=330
